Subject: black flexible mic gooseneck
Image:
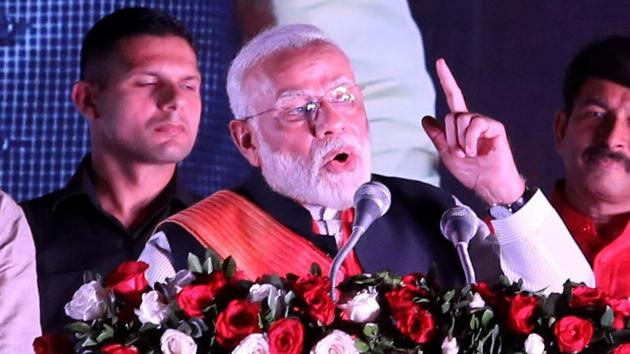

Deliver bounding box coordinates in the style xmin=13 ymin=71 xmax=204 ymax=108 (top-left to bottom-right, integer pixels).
xmin=329 ymin=181 xmax=391 ymax=301
xmin=440 ymin=205 xmax=478 ymax=284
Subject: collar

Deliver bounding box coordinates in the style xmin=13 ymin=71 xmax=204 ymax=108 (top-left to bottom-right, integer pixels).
xmin=550 ymin=181 xmax=598 ymax=237
xmin=551 ymin=180 xmax=630 ymax=262
xmin=51 ymin=154 xmax=198 ymax=212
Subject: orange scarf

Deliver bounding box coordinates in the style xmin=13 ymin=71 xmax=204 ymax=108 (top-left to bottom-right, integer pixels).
xmin=160 ymin=190 xmax=363 ymax=280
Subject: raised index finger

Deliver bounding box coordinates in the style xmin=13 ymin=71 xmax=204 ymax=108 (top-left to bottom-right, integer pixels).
xmin=436 ymin=58 xmax=468 ymax=112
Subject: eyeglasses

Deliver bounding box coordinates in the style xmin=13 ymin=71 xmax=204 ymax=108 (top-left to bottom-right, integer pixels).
xmin=239 ymin=83 xmax=363 ymax=123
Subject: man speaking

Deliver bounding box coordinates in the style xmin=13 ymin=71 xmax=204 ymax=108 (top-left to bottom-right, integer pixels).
xmin=141 ymin=24 xmax=593 ymax=292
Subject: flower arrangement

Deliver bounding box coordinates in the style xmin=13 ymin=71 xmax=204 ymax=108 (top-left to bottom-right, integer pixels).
xmin=34 ymin=252 xmax=630 ymax=354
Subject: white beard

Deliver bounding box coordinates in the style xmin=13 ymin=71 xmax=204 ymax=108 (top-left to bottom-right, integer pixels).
xmin=256 ymin=135 xmax=371 ymax=210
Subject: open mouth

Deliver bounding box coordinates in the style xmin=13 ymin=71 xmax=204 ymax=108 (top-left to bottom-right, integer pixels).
xmin=323 ymin=149 xmax=357 ymax=173
xmin=333 ymin=152 xmax=349 ymax=163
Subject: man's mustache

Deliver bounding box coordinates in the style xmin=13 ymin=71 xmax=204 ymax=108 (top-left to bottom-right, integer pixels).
xmin=583 ymin=144 xmax=630 ymax=172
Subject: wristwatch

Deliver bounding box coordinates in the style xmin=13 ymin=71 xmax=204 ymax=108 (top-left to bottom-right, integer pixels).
xmin=488 ymin=186 xmax=535 ymax=219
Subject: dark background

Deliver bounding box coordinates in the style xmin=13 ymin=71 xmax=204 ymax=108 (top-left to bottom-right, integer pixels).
xmin=0 ymin=1 xmax=628 ymax=213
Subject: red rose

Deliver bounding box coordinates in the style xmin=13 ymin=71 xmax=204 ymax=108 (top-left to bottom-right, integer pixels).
xmin=506 ymin=294 xmax=538 ymax=335
xmin=33 ymin=333 xmax=74 ymax=354
xmin=570 ymin=285 xmax=607 ymax=309
xmin=610 ymin=298 xmax=630 ymax=330
xmin=104 ymin=261 xmax=149 ymax=305
xmin=293 ymin=274 xmax=329 ymax=294
xmin=553 ymin=315 xmax=594 ymax=353
xmin=401 ymin=273 xmax=429 ymax=295
xmin=101 ymin=343 xmax=140 ymax=354
xmin=385 ymin=288 xmax=417 ymax=316
xmin=215 ymin=299 xmax=261 ymax=348
xmin=614 ymin=344 xmax=630 ymax=354
xmin=268 ymin=318 xmax=304 ymax=354
xmin=292 ymin=274 xmax=335 ymax=325
xmin=474 ymin=282 xmax=504 ymax=308
xmin=393 ymin=307 xmax=435 ymax=344
xmin=177 ymin=271 xmax=226 ymax=317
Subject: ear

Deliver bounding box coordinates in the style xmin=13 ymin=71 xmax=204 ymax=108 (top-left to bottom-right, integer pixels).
xmin=71 ymin=80 xmax=100 ymax=120
xmin=553 ymin=110 xmax=569 ymax=152
xmin=229 ymin=119 xmax=261 ymax=167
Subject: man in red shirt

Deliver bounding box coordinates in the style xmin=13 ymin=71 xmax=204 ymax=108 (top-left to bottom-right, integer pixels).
xmin=553 ymin=35 xmax=630 ymax=298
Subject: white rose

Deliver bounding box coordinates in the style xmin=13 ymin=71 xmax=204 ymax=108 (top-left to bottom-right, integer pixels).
xmin=441 ymin=336 xmax=459 ymax=354
xmin=469 ymin=292 xmax=486 ymax=309
xmin=134 ymin=290 xmax=169 ymax=325
xmin=337 ymin=288 xmax=380 ymax=323
xmin=232 ymin=333 xmax=270 ymax=354
xmin=64 ymin=280 xmax=110 ymax=321
xmin=310 ymin=330 xmax=358 ymax=354
xmin=524 ymin=333 xmax=545 ymax=354
xmin=160 ymin=329 xmax=197 ymax=354
xmin=248 ymin=283 xmax=277 ymax=302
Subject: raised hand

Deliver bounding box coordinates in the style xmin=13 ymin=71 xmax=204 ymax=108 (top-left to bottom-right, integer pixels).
xmin=421 ymin=58 xmax=525 ymax=205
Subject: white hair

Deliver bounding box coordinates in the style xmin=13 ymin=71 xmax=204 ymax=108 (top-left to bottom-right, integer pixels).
xmin=226 ymin=24 xmax=341 ymax=119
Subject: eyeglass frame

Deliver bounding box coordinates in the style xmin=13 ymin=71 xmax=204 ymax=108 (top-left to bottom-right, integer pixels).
xmin=237 ymin=83 xmax=364 ymax=124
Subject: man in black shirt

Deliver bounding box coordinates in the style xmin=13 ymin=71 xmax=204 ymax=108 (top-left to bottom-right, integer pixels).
xmin=21 ymin=7 xmax=202 ymax=332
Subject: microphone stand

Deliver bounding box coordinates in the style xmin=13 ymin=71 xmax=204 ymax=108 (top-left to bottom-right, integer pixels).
xmin=329 ymin=225 xmax=366 ymax=302
xmin=455 ymin=242 xmax=476 ymax=284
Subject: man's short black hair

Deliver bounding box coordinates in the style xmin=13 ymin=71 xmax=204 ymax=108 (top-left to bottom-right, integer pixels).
xmin=563 ymin=35 xmax=630 ymax=114
xmin=79 ymin=7 xmax=196 ymax=81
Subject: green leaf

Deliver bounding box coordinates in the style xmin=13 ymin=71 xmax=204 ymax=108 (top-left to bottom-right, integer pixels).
xmin=489 ymin=324 xmax=500 ymax=353
xmin=481 ymin=309 xmax=494 ymax=327
xmin=81 ymin=337 xmax=98 ymax=347
xmin=222 ymin=256 xmax=237 ymax=278
xmin=461 ymin=283 xmax=472 ymax=297
xmin=177 ymin=321 xmax=193 ymax=335
xmin=139 ymin=323 xmax=159 ymax=332
xmin=188 ymin=317 xmax=209 ymax=337
xmin=66 ymin=321 xmax=92 ymax=334
xmin=310 ymin=263 xmax=322 ymax=276
xmin=363 ymin=323 xmax=379 ymax=338
xmin=499 ymin=275 xmax=511 ymax=287
xmin=354 ymin=340 xmax=370 ymax=353
xmin=95 ymin=329 xmax=113 ymax=343
xmin=601 ymin=306 xmax=615 ymax=328
xmin=470 ymin=316 xmax=480 ymax=330
xmin=202 ymin=257 xmax=213 ymax=274
xmin=187 ymin=253 xmax=203 ymax=273
xmin=562 ymin=279 xmax=573 ymax=299
xmin=443 ymin=289 xmax=455 ymax=302
xmin=205 ymin=248 xmax=223 ymax=272
xmin=82 ymin=271 xmax=98 ymax=284
xmin=542 ymin=293 xmax=560 ymax=316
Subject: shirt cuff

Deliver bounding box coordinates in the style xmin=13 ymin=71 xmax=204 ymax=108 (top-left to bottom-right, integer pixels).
xmin=491 ymin=188 xmax=550 ymax=245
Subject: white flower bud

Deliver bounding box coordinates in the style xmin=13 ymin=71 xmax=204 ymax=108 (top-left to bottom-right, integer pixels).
xmin=248 ymin=283 xmax=277 ymax=303
xmin=232 ymin=333 xmax=270 ymax=354
xmin=310 ymin=330 xmax=358 ymax=354
xmin=469 ymin=292 xmax=486 ymax=309
xmin=134 ymin=290 xmax=169 ymax=325
xmin=160 ymin=329 xmax=197 ymax=354
xmin=337 ymin=288 xmax=380 ymax=323
xmin=524 ymin=333 xmax=545 ymax=354
xmin=441 ymin=336 xmax=459 ymax=354
xmin=64 ymin=280 xmax=110 ymax=321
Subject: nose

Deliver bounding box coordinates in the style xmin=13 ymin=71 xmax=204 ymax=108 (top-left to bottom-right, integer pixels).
xmin=158 ymin=82 xmax=185 ymax=111
xmin=598 ymin=113 xmax=628 ymax=150
xmin=312 ymin=101 xmax=346 ymax=139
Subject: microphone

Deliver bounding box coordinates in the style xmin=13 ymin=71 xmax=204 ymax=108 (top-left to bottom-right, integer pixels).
xmin=440 ymin=205 xmax=478 ymax=284
xmin=329 ymin=181 xmax=391 ymax=301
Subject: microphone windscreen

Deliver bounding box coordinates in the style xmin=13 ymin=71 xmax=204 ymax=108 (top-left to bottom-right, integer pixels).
xmin=353 ymin=181 xmax=392 ymax=217
xmin=440 ymin=205 xmax=478 ymax=245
